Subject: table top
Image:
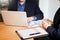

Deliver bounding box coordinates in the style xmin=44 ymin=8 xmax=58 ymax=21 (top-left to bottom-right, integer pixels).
xmin=0 ymin=22 xmax=34 ymax=40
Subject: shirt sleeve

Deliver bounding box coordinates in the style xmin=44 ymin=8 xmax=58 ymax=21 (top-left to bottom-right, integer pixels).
xmin=46 ymin=26 xmax=60 ymax=40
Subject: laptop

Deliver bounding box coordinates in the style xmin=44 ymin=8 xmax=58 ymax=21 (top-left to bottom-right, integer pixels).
xmin=1 ymin=11 xmax=42 ymax=28
xmin=1 ymin=11 xmax=28 ymax=26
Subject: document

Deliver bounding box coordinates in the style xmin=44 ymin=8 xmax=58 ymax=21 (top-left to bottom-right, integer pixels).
xmin=28 ymin=20 xmax=42 ymax=28
xmin=16 ymin=27 xmax=48 ymax=39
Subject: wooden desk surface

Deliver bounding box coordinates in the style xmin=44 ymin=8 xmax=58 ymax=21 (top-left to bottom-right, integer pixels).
xmin=0 ymin=22 xmax=34 ymax=40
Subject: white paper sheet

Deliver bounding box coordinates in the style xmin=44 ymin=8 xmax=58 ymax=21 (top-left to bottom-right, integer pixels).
xmin=28 ymin=20 xmax=42 ymax=28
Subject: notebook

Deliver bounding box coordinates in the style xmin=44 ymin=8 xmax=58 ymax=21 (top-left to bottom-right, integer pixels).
xmin=1 ymin=11 xmax=42 ymax=27
xmin=16 ymin=27 xmax=48 ymax=39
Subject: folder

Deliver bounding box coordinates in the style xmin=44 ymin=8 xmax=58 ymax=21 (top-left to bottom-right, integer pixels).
xmin=16 ymin=27 xmax=48 ymax=39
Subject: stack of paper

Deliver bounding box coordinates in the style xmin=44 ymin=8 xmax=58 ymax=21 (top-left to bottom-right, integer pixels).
xmin=16 ymin=27 xmax=48 ymax=39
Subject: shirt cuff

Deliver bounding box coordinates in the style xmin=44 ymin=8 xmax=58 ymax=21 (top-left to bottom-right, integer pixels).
xmin=33 ymin=16 xmax=37 ymax=21
xmin=46 ymin=25 xmax=51 ymax=29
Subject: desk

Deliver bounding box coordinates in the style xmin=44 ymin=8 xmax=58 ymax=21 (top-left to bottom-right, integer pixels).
xmin=0 ymin=22 xmax=34 ymax=40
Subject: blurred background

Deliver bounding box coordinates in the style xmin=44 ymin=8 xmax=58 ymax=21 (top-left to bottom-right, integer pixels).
xmin=0 ymin=0 xmax=9 ymax=10
xmin=0 ymin=0 xmax=60 ymax=22
xmin=0 ymin=0 xmax=9 ymax=21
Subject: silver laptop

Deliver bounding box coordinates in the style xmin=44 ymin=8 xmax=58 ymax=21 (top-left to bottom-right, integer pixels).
xmin=1 ymin=11 xmax=28 ymax=26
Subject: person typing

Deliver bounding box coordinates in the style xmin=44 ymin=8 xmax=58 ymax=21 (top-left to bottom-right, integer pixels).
xmin=8 ymin=0 xmax=43 ymax=23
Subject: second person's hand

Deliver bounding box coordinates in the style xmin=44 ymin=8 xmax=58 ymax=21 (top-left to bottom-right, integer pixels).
xmin=41 ymin=19 xmax=53 ymax=30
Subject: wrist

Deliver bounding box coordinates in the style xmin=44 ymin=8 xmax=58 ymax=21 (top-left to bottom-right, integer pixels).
xmin=33 ymin=16 xmax=37 ymax=21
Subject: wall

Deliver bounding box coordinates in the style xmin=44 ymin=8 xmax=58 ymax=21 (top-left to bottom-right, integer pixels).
xmin=48 ymin=0 xmax=59 ymax=21
xmin=39 ymin=0 xmax=49 ymax=19
xmin=59 ymin=0 xmax=60 ymax=7
xmin=39 ymin=0 xmax=60 ymax=21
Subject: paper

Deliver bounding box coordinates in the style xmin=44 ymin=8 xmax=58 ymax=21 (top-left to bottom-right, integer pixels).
xmin=16 ymin=27 xmax=48 ymax=39
xmin=28 ymin=20 xmax=42 ymax=28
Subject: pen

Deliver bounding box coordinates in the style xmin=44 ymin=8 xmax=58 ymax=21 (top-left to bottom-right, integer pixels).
xmin=29 ymin=32 xmax=40 ymax=35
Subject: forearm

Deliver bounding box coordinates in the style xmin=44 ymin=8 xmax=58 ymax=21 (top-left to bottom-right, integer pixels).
xmin=46 ymin=26 xmax=60 ymax=39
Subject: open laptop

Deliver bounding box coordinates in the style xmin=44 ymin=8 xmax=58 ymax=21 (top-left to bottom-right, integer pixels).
xmin=1 ymin=11 xmax=28 ymax=26
xmin=1 ymin=11 xmax=42 ymax=28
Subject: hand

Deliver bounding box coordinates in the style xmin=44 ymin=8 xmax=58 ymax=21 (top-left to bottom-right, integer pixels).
xmin=27 ymin=17 xmax=34 ymax=23
xmin=41 ymin=19 xmax=53 ymax=30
